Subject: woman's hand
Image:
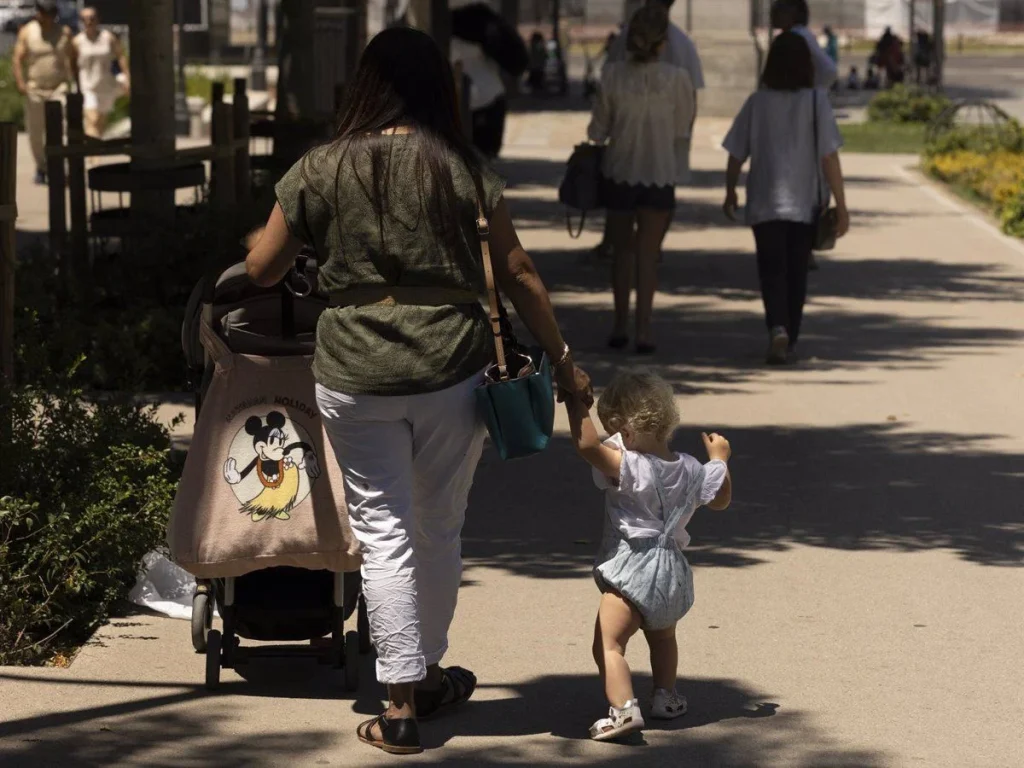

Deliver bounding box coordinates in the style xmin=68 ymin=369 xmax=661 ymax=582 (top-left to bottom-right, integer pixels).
xmin=555 ymin=360 xmax=593 ymax=408
xmin=723 ymin=189 xmax=739 ymax=221
xmin=836 ymin=205 xmax=850 ymax=239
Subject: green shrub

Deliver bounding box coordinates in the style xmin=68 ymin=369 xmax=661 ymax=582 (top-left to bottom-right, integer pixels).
xmin=924 ymin=119 xmax=1024 ymax=157
xmin=1000 ymin=187 xmax=1024 ymax=238
xmin=868 ymin=85 xmax=953 ymax=124
xmin=0 ymin=364 xmax=180 ymax=666
xmin=0 ymin=53 xmax=26 ymax=130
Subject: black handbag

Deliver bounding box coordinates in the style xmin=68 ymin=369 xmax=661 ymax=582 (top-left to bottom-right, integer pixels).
xmin=558 ymin=142 xmax=605 ymax=239
xmin=811 ymin=90 xmax=838 ymax=252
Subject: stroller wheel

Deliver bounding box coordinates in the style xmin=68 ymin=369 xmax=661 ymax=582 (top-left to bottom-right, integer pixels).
xmin=344 ymin=631 xmax=360 ymax=692
xmin=205 ymin=629 xmax=222 ymax=691
xmin=357 ymin=595 xmax=372 ymax=655
xmin=191 ymin=592 xmax=212 ymax=653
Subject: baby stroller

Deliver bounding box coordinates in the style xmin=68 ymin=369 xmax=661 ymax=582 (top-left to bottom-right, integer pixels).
xmin=180 ymin=249 xmax=370 ymax=692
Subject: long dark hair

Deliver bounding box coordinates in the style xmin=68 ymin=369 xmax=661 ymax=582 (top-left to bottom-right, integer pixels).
xmin=761 ymin=31 xmax=814 ymax=91
xmin=311 ymin=27 xmax=484 ymax=255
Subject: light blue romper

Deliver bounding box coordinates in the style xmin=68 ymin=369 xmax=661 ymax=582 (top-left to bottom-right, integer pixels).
xmin=592 ymin=437 xmax=724 ymax=630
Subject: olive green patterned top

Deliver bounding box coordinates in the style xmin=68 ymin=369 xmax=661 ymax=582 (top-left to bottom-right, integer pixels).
xmin=275 ymin=136 xmax=506 ymax=396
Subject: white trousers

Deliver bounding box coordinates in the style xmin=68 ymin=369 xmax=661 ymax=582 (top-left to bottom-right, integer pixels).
xmin=316 ymin=373 xmax=485 ymax=685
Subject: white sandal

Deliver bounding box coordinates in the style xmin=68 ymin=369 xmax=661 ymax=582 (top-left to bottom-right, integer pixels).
xmin=589 ymin=699 xmax=644 ymax=741
xmin=651 ymin=687 xmax=688 ymax=720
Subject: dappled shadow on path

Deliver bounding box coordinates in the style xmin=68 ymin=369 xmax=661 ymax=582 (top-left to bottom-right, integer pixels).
xmin=464 ymin=423 xmax=1024 ymax=580
xmin=522 ymin=247 xmax=1022 ymax=396
xmin=0 ymin=671 xmax=882 ymax=767
xmin=546 ymin=248 xmax=1024 ymax=305
xmin=0 ymin=703 xmax=335 ymax=768
xmin=419 ymin=673 xmax=883 ymax=767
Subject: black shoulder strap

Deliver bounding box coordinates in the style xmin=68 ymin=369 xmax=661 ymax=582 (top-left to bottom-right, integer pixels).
xmin=812 ymin=89 xmax=824 ymax=209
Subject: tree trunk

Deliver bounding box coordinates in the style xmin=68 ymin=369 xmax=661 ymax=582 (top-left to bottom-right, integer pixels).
xmin=407 ymin=0 xmax=450 ymax=58
xmin=128 ymin=0 xmax=176 ymax=230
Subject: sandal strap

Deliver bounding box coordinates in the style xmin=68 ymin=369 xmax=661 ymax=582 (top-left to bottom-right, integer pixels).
xmin=357 ymin=713 xmax=387 ymax=741
xmin=415 ymin=665 xmax=477 ymax=718
xmin=358 ymin=712 xmax=421 ymax=750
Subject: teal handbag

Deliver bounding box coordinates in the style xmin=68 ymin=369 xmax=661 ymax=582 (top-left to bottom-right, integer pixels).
xmin=473 ymin=204 xmax=555 ymax=460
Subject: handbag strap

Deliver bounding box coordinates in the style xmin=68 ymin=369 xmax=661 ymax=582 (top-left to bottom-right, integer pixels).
xmin=565 ymin=209 xmax=586 ymax=239
xmin=476 ymin=201 xmax=509 ymax=380
xmin=812 ymin=89 xmax=824 ymax=210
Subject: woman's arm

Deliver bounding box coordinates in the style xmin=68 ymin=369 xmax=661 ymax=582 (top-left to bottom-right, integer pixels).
xmin=488 ymin=197 xmax=592 ymax=406
xmin=822 ymin=152 xmax=850 ymax=238
xmin=587 ymin=79 xmax=611 ymax=144
xmin=12 ymin=27 xmax=27 ymax=94
xmin=566 ymin=396 xmax=621 ymax=479
xmin=245 ymin=203 xmax=304 ymax=287
xmin=112 ymin=34 xmax=130 ymax=90
xmin=723 ymin=155 xmax=744 ymax=220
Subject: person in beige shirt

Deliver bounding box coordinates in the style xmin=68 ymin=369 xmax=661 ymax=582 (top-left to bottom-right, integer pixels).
xmin=72 ymin=7 xmax=129 ymax=140
xmin=12 ymin=0 xmax=74 ymax=184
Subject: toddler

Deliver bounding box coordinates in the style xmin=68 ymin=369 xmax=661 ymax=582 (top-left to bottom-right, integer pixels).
xmin=565 ymin=369 xmax=732 ymax=741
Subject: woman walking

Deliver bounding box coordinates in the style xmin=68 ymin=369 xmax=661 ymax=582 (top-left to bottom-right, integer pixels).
xmin=588 ymin=3 xmax=695 ymax=354
xmin=722 ymin=31 xmax=850 ymax=364
xmin=71 ymin=6 xmax=129 ymax=139
xmin=245 ymin=27 xmax=592 ymax=755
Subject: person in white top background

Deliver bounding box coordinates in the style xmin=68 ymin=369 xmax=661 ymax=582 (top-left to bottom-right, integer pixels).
xmin=565 ymin=368 xmax=732 ymax=742
xmin=449 ymin=1 xmax=527 ymax=159
xmin=722 ymin=31 xmax=850 ymax=365
xmin=71 ymin=6 xmax=129 ymax=140
xmin=587 ymin=3 xmax=695 ymax=355
xmin=592 ymin=0 xmax=704 ymax=262
xmin=770 ymin=0 xmax=837 ymax=89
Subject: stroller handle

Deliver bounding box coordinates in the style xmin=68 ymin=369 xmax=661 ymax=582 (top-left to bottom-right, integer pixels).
xmin=284 ymin=247 xmax=316 ymax=298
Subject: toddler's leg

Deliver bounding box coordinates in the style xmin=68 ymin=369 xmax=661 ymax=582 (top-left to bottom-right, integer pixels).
xmin=645 ymin=624 xmax=688 ymax=719
xmin=593 ymin=591 xmax=642 ymax=708
xmin=644 ymin=624 xmax=678 ymax=692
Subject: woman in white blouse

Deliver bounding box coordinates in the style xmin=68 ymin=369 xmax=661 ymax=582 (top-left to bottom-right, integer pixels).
xmin=587 ymin=3 xmax=694 ymax=355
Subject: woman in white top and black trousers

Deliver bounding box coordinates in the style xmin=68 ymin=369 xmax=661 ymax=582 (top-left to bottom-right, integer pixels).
xmin=722 ymin=32 xmax=850 ymax=365
xmin=588 ymin=3 xmax=695 ymax=355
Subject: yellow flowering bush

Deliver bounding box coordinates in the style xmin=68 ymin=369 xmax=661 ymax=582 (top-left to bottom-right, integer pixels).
xmin=924 ymin=149 xmax=1024 ymax=237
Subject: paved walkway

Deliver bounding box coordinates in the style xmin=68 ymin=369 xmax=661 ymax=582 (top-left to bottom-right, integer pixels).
xmin=2 ymin=111 xmax=1023 ymax=767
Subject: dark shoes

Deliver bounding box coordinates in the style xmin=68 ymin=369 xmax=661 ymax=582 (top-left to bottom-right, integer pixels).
xmin=34 ymin=169 xmax=47 ymax=185
xmin=356 ymin=666 xmax=478 ymax=755
xmin=356 ymin=713 xmax=422 ymax=755
xmin=414 ymin=665 xmax=477 ymax=719
xmin=766 ymin=327 xmax=790 ymax=365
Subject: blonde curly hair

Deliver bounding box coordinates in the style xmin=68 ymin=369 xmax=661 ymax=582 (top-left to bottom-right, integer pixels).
xmin=597 ymin=368 xmax=679 ymax=443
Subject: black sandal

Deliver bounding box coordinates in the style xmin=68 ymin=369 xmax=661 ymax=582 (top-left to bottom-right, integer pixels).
xmin=414 ymin=666 xmax=477 ymax=720
xmin=356 ymin=712 xmax=422 ymax=755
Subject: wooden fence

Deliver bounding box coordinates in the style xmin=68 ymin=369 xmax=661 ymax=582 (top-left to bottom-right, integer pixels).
xmin=42 ymin=78 xmax=254 ymax=285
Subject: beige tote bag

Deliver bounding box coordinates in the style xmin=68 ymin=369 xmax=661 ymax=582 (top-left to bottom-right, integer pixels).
xmin=167 ymin=319 xmax=361 ymax=578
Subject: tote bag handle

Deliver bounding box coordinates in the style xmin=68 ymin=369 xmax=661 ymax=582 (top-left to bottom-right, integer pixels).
xmin=476 ymin=201 xmax=510 ymax=381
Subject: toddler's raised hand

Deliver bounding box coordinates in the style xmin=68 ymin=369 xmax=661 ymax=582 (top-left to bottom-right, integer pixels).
xmin=702 ymin=432 xmax=731 ymax=463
